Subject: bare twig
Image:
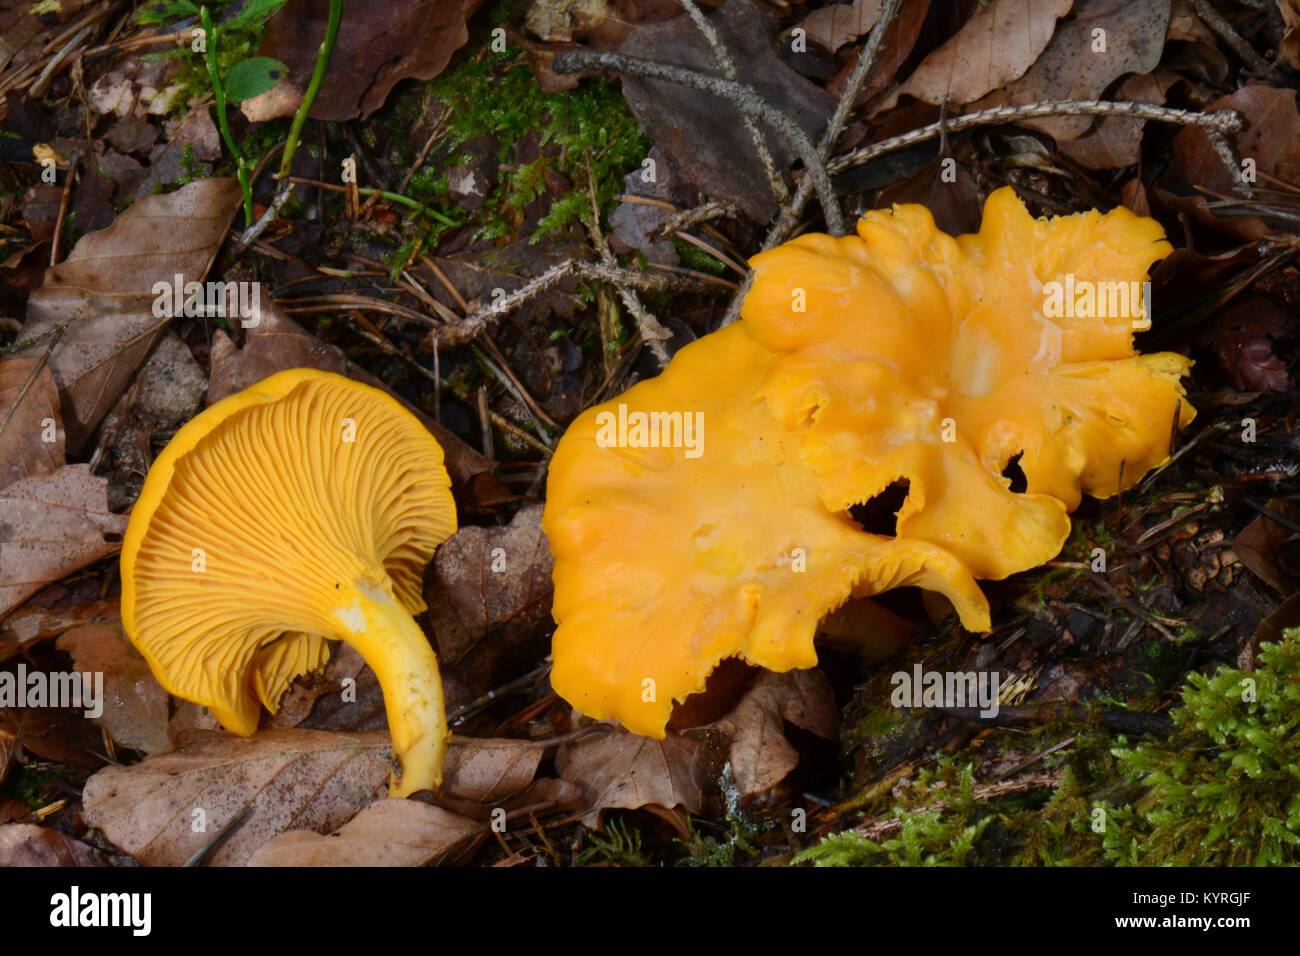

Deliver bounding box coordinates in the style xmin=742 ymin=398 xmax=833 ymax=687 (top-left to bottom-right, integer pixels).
xmin=1188 ymin=0 xmax=1272 ymax=75
xmin=679 ymin=0 xmax=788 ymax=203
xmin=552 ymin=50 xmax=843 ymax=235
xmin=230 ymin=182 xmax=296 ymax=255
xmin=648 ymin=199 xmax=740 ymax=241
xmin=50 ymin=150 xmax=79 ymax=267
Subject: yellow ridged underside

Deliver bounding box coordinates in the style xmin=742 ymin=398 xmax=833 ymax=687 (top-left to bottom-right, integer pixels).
xmin=543 ymin=187 xmax=1194 ymax=738
xmin=121 ymin=368 xmax=456 ymax=735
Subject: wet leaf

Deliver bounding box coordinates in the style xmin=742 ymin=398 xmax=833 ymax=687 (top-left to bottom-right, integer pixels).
xmin=0 ymin=824 xmax=106 ymax=866
xmin=0 ymin=465 xmax=127 ymax=621
xmin=5 ymin=178 xmax=241 ymax=455
xmin=56 ymin=623 xmax=170 ymax=754
xmin=897 ymin=0 xmax=1072 ymax=106
xmin=246 ymin=798 xmax=483 ymax=866
xmin=425 ymin=503 xmax=554 ymax=690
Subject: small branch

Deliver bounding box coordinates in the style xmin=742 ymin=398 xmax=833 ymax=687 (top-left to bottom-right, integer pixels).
xmin=552 ymin=50 xmax=843 ymax=235
xmin=679 ymin=0 xmax=788 ymax=204
xmin=1188 ymin=0 xmax=1272 ymax=75
xmin=830 ymin=100 xmax=1243 ymax=174
xmin=647 ymin=199 xmax=739 ymax=242
xmin=229 ymin=181 xmax=295 ymax=255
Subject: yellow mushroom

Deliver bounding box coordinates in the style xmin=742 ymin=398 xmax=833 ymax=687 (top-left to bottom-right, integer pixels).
xmin=121 ymin=368 xmax=457 ymax=796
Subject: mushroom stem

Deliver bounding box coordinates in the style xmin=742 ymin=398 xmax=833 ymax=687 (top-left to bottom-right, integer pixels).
xmin=332 ymin=581 xmax=448 ymax=797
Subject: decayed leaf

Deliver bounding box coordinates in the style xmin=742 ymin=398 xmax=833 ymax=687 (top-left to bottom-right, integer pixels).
xmin=828 ymin=0 xmax=931 ymax=102
xmin=82 ymin=729 xmax=548 ymax=865
xmin=1234 ymin=500 xmax=1300 ymax=596
xmin=243 ymin=0 xmax=485 ymax=122
xmin=6 ymin=178 xmax=241 ymax=455
xmin=972 ymin=0 xmax=1171 ymax=139
xmin=1056 ymin=71 xmax=1174 ymax=169
xmin=798 ymin=0 xmax=883 ymax=54
xmin=0 ymin=355 xmax=63 ymax=491
xmin=425 ymin=504 xmax=554 ymax=690
xmin=0 ymin=465 xmax=127 ymax=621
xmin=0 ymin=824 xmax=106 ymax=867
xmin=557 ymin=725 xmax=705 ymax=824
xmin=708 ymin=669 xmax=838 ymax=795
xmin=897 ymin=0 xmax=1072 ymax=106
xmin=246 ymin=798 xmax=483 ymax=866
xmin=0 ymin=725 xmax=14 ymax=786
xmin=0 ymin=596 xmax=120 ymax=664
xmin=617 ymin=0 xmax=836 ymax=222
xmin=207 ymin=305 xmax=494 ymax=497
xmin=56 ymin=623 xmax=170 ymax=754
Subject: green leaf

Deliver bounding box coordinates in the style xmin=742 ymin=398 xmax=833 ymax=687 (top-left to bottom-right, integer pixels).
xmin=135 ymin=0 xmax=200 ymax=25
xmin=224 ymin=57 xmax=287 ymax=102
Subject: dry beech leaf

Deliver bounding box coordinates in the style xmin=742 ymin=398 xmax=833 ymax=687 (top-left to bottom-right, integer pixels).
xmin=82 ymin=728 xmax=547 ymax=865
xmin=798 ymin=0 xmax=883 ymax=54
xmin=897 ymin=0 xmax=1072 ymax=106
xmin=0 ymin=356 xmax=64 ymax=491
xmin=247 ymin=798 xmax=483 ymax=866
xmin=56 ymin=622 xmax=170 ymax=753
xmin=1233 ymin=499 xmax=1300 ymax=596
xmin=828 ymin=0 xmax=931 ymax=102
xmin=207 ymin=305 xmax=493 ymax=496
xmin=0 ymin=596 xmax=120 ymax=664
xmin=972 ymin=0 xmax=1171 ymax=139
xmin=557 ymin=725 xmax=705 ymax=825
xmin=708 ymin=669 xmax=838 ymax=795
xmin=425 ymin=503 xmax=554 ymax=690
xmin=0 ymin=725 xmax=14 ymax=786
xmin=243 ymin=0 xmax=485 ymax=122
xmin=0 ymin=465 xmax=127 ymax=620
xmin=0 ymin=824 xmax=106 ymax=867
xmin=7 ymin=178 xmax=242 ymax=455
xmin=1056 ymin=71 xmax=1174 ymax=169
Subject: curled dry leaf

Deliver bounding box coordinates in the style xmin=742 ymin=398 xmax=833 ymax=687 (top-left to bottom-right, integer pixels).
xmin=0 ymin=355 xmax=64 ymax=491
xmin=5 ymin=178 xmax=241 ymax=456
xmin=425 ymin=503 xmax=554 ymax=690
xmin=0 ymin=824 xmax=106 ymax=867
xmin=56 ymin=622 xmax=170 ymax=754
xmin=243 ymin=0 xmax=485 ymax=122
xmin=0 ymin=465 xmax=127 ymax=621
xmin=971 ymin=0 xmax=1171 ymax=140
xmin=246 ymin=798 xmax=483 ymax=867
xmin=207 ymin=305 xmax=494 ymax=498
xmin=707 ymin=669 xmax=838 ymax=795
xmin=557 ymin=725 xmax=705 ymax=826
xmin=1233 ymin=500 xmax=1300 ymax=596
xmin=82 ymin=728 xmax=550 ymax=865
xmin=896 ymin=0 xmax=1072 ymax=107
xmin=797 ymin=0 xmax=883 ymax=54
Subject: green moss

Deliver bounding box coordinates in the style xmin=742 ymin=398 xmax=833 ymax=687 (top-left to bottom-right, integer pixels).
xmin=672 ymin=238 xmax=727 ymax=276
xmin=573 ymin=816 xmax=653 ymax=867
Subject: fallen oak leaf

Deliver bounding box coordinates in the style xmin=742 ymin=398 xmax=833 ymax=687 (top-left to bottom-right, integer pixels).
xmin=246 ymin=798 xmax=484 ymax=867
xmin=425 ymin=503 xmax=554 ymax=691
xmin=0 ymin=824 xmax=106 ymax=867
xmin=0 ymin=465 xmax=127 ymax=621
xmin=56 ymin=622 xmax=170 ymax=754
xmin=6 ymin=178 xmax=242 ymax=455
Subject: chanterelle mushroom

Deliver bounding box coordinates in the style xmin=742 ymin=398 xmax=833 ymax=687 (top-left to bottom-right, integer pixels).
xmin=543 ymin=188 xmax=1193 ymax=738
xmin=121 ymin=368 xmax=457 ymax=796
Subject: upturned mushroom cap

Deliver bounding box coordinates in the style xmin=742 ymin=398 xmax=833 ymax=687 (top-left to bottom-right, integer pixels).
xmin=543 ymin=188 xmax=1193 ymax=738
xmin=121 ymin=368 xmax=457 ymax=795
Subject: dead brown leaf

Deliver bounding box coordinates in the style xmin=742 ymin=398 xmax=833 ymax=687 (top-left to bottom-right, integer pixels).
xmin=6 ymin=178 xmax=241 ymax=455
xmin=0 ymin=596 xmax=120 ymax=664
xmin=616 ymin=0 xmax=836 ymax=222
xmin=0 ymin=824 xmax=106 ymax=866
xmin=0 ymin=725 xmax=14 ymax=786
xmin=425 ymin=503 xmax=553 ymax=690
xmin=207 ymin=305 xmax=494 ymax=498
xmin=246 ymin=798 xmax=483 ymax=866
xmin=557 ymin=724 xmax=706 ymax=825
xmin=243 ymin=0 xmax=485 ymax=122
xmin=971 ymin=0 xmax=1171 ymax=140
xmin=707 ymin=669 xmax=838 ymax=795
xmin=897 ymin=0 xmax=1072 ymax=106
xmin=0 ymin=355 xmax=64 ymax=491
xmin=1234 ymin=500 xmax=1300 ymax=595
xmin=828 ymin=0 xmax=931 ymax=103
xmin=82 ymin=728 xmax=549 ymax=865
xmin=56 ymin=623 xmax=170 ymax=754
xmin=798 ymin=0 xmax=884 ymax=54
xmin=0 ymin=465 xmax=127 ymax=621
xmin=1057 ymin=71 xmax=1175 ymax=169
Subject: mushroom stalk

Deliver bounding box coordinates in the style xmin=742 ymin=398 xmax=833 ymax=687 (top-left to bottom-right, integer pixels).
xmin=332 ymin=581 xmax=448 ymax=797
